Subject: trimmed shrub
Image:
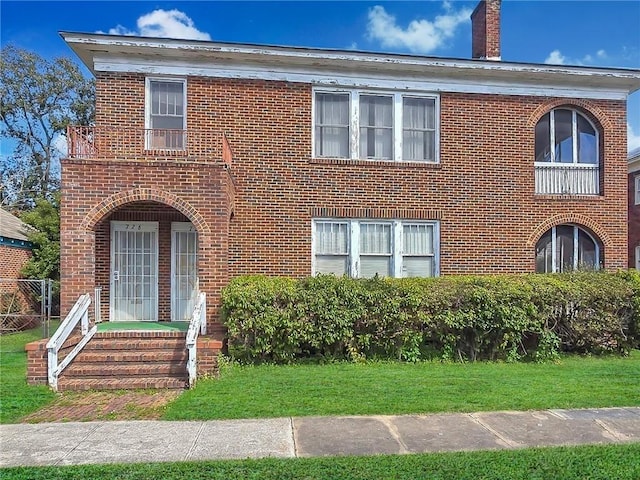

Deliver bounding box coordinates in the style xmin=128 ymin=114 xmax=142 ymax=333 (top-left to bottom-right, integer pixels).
xmin=221 ymin=272 xmax=640 ymax=363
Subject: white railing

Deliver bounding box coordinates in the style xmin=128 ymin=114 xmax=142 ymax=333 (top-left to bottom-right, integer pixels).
xmin=535 ymin=163 xmax=599 ymax=195
xmin=186 ymin=292 xmax=207 ymax=388
xmin=46 ymin=294 xmax=97 ymax=391
xmin=94 ymin=287 xmax=102 ymax=323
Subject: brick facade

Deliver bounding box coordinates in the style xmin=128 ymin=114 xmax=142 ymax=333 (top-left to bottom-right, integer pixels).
xmin=59 ymin=71 xmax=629 ymax=327
xmin=0 ymin=244 xmax=31 ymax=279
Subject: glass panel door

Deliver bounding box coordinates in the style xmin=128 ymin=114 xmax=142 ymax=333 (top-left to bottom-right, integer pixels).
xmin=110 ymin=221 xmax=158 ymax=322
xmin=171 ymin=222 xmax=198 ymax=322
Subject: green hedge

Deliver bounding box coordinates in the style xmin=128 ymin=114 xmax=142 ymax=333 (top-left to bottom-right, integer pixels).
xmin=221 ymin=271 xmax=640 ymax=363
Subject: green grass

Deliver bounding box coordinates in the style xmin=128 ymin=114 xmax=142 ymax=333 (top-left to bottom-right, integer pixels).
xmin=0 ymin=327 xmax=56 ymax=423
xmin=164 ymin=352 xmax=640 ymax=420
xmin=2 ymin=444 xmax=639 ymax=479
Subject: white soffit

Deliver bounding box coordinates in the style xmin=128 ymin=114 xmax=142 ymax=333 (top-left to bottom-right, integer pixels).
xmin=61 ymin=32 xmax=640 ymax=100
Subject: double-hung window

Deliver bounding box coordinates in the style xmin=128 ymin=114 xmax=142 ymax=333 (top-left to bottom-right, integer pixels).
xmin=146 ymin=78 xmax=186 ymax=150
xmin=313 ymin=219 xmax=439 ymax=278
xmin=313 ymin=89 xmax=438 ymax=162
xmin=635 ymin=175 xmax=640 ymax=205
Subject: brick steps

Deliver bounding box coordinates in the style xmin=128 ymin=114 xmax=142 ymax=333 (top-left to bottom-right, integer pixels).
xmin=58 ymin=331 xmax=190 ymax=392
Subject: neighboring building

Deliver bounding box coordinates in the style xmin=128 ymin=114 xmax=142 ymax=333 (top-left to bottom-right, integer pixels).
xmin=29 ymin=0 xmax=640 ymax=390
xmin=0 ymin=208 xmax=33 ymax=279
xmin=0 ymin=208 xmax=34 ymax=331
xmin=629 ymin=146 xmax=640 ymax=269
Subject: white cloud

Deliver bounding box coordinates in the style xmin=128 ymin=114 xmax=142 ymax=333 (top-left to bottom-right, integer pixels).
xmin=629 ymin=123 xmax=640 ymax=152
xmin=596 ymin=49 xmax=607 ymax=59
xmin=52 ymin=133 xmax=67 ymax=157
xmin=100 ymin=9 xmax=211 ymax=41
xmin=544 ymin=49 xmax=566 ymax=65
xmin=366 ymin=3 xmax=472 ymax=54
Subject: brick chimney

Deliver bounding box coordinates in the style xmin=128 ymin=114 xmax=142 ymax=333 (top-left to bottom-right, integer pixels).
xmin=471 ymin=0 xmax=501 ymax=61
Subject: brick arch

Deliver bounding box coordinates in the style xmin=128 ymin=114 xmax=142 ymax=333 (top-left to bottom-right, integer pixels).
xmin=526 ymin=98 xmax=612 ymax=132
xmin=526 ymin=214 xmax=611 ymax=249
xmin=80 ymin=188 xmax=211 ymax=236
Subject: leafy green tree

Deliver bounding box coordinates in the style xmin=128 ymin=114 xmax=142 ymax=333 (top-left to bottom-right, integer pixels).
xmin=0 ymin=45 xmax=94 ymax=208
xmin=20 ymin=194 xmax=60 ymax=282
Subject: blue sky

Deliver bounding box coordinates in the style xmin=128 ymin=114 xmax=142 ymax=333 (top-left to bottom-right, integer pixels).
xmin=2 ymin=1 xmax=640 ymax=151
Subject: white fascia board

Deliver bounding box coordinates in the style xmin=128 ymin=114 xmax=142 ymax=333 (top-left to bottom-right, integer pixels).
xmin=94 ymin=56 xmax=629 ymax=100
xmin=67 ymin=32 xmax=640 ymax=93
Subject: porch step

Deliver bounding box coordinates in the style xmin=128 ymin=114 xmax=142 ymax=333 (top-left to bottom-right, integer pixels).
xmin=64 ymin=362 xmax=188 ymax=377
xmin=74 ymin=351 xmax=187 ymax=363
xmin=58 ymin=331 xmax=190 ymax=392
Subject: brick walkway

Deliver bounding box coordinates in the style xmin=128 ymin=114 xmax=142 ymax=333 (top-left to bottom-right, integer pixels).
xmin=21 ymin=390 xmax=181 ymax=423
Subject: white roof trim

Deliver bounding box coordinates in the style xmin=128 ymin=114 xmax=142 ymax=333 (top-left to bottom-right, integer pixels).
xmin=62 ymin=32 xmax=640 ymax=98
xmin=94 ymin=56 xmax=629 ymax=100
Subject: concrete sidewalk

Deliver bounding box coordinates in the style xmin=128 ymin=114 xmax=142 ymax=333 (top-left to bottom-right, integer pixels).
xmin=1 ymin=407 xmax=639 ymax=467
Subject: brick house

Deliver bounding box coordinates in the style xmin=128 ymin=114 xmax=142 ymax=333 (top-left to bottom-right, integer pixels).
xmin=629 ymin=146 xmax=640 ymax=269
xmin=0 ymin=209 xmax=35 ymax=331
xmin=28 ymin=0 xmax=640 ymax=390
xmin=0 ymin=208 xmax=33 ymax=279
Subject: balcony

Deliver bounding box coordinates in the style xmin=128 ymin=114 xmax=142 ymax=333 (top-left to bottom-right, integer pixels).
xmin=67 ymin=126 xmax=233 ymax=167
xmin=534 ymin=163 xmax=600 ymax=195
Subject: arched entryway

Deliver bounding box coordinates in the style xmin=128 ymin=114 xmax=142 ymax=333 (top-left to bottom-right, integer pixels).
xmin=92 ymin=200 xmax=203 ymax=323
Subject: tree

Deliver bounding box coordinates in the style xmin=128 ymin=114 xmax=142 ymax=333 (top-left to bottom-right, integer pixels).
xmin=20 ymin=194 xmax=60 ymax=283
xmin=0 ymin=45 xmax=94 ymax=208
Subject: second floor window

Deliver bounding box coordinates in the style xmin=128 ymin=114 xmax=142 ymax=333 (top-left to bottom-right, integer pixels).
xmin=314 ymin=89 xmax=438 ymax=162
xmin=146 ymin=78 xmax=186 ymax=150
xmin=534 ymin=108 xmax=600 ymax=195
xmin=636 ymin=175 xmax=640 ymax=205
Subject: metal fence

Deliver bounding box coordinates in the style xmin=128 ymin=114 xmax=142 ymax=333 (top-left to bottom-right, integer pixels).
xmin=0 ymin=278 xmax=57 ymax=337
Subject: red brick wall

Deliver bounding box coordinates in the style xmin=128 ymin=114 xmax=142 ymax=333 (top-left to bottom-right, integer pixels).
xmin=60 ymin=72 xmax=629 ymax=321
xmin=0 ymin=244 xmax=31 ymax=278
xmin=629 ymin=172 xmax=640 ymax=267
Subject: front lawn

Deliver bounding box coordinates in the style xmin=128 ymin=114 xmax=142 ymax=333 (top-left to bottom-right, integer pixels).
xmin=0 ymin=327 xmax=56 ymax=423
xmin=163 ymin=352 xmax=640 ymax=420
xmin=3 ymin=444 xmax=639 ymax=479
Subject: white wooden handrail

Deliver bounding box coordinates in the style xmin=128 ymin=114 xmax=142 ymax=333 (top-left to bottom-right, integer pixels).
xmin=186 ymin=292 xmax=207 ymax=388
xmin=46 ymin=293 xmax=97 ymax=391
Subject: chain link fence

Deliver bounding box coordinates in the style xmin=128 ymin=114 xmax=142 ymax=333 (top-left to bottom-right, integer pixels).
xmin=0 ymin=278 xmax=57 ymax=337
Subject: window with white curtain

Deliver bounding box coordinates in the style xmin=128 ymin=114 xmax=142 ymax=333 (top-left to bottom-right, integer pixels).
xmin=313 ymin=89 xmax=438 ymax=162
xmin=313 ymin=219 xmax=439 ymax=278
xmin=315 ymin=93 xmax=350 ymax=158
xmin=146 ymin=77 xmax=186 ymax=150
xmin=635 ymin=175 xmax=640 ymax=205
xmin=403 ymin=97 xmax=436 ymax=162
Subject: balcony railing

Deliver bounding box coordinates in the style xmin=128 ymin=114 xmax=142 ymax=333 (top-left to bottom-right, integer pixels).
xmin=534 ymin=163 xmax=600 ymax=195
xmin=67 ymin=126 xmax=232 ymax=165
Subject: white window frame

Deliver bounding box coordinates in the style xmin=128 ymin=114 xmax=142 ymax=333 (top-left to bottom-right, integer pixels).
xmin=635 ymin=175 xmax=640 ymax=205
xmin=312 ymin=87 xmax=440 ymax=163
xmin=537 ymin=225 xmax=600 ymax=273
xmin=311 ymin=219 xmax=440 ymax=278
xmin=535 ymin=108 xmax=599 ymax=166
xmin=144 ymin=77 xmax=187 ymax=150
xmin=636 ymin=245 xmax=640 ymax=270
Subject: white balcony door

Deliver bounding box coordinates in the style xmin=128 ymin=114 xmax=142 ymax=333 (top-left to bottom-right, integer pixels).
xmin=110 ymin=221 xmax=159 ymax=322
xmin=171 ymin=222 xmax=198 ymax=322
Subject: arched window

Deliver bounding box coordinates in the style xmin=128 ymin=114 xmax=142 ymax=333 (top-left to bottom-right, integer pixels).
xmin=534 ymin=108 xmax=599 ymax=195
xmin=535 ymin=108 xmax=597 ymax=164
xmin=535 ymin=225 xmax=601 ymax=273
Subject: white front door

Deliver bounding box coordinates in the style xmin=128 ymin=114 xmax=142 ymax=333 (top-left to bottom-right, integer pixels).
xmin=110 ymin=221 xmax=159 ymax=322
xmin=171 ymin=222 xmax=198 ymax=321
